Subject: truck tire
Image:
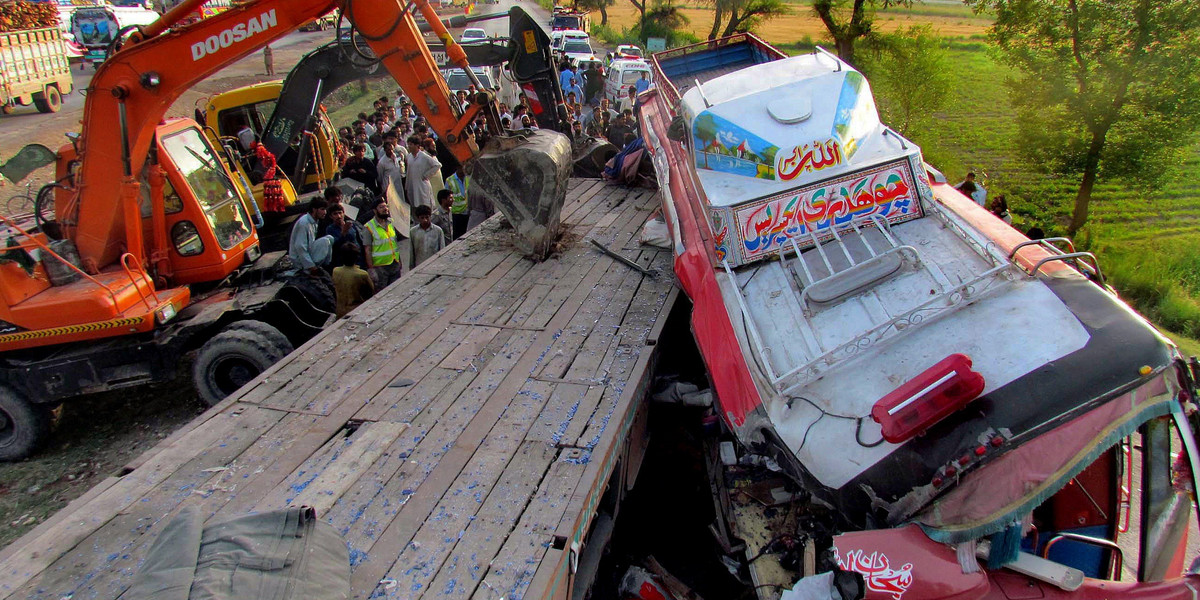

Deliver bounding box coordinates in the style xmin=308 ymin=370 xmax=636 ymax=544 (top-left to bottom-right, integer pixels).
xmin=1 ymin=103 xmax=13 ymax=115
xmin=33 ymin=85 xmax=62 ymax=114
xmin=193 ymin=324 xmax=294 ymax=406
xmin=0 ymin=386 xmax=50 ymax=461
xmin=285 ymin=272 xmax=336 ymax=315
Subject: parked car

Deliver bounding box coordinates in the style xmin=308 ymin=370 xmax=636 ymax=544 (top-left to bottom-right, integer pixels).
xmin=560 ymin=39 xmax=594 ymax=66
xmin=460 ymin=27 xmax=487 ymax=43
xmin=614 ymin=44 xmax=643 ymax=59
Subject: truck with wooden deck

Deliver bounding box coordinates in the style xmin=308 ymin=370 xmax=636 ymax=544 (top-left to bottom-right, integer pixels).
xmin=0 ymin=26 xmax=73 ymax=114
xmin=0 ymin=0 xmax=575 ymax=461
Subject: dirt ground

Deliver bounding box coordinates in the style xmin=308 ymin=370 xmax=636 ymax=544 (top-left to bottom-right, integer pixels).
xmin=600 ymin=2 xmax=993 ymax=43
xmin=0 ymin=381 xmax=203 ymax=548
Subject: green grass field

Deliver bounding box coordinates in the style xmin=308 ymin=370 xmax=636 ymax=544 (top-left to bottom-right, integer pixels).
xmin=856 ymin=40 xmax=1200 ymax=342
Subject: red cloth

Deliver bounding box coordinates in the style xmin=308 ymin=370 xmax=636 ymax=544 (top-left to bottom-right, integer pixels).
xmin=252 ymin=142 xmax=287 ymax=213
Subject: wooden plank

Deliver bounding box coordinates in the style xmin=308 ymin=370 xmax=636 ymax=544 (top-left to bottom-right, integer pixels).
xmin=420 ymin=441 xmax=558 ymax=600
xmin=345 ymin=234 xmax=635 ymax=596
xmin=527 ymin=313 xmax=665 ymax=600
xmin=377 ymin=380 xmax=556 ymax=597
xmin=449 ymin=320 xmax=545 ymax=331
xmin=261 ymin=421 xmax=409 ymax=515
xmin=471 ymin=456 xmax=588 ymax=600
xmin=438 ymin=326 xmax=501 ymax=370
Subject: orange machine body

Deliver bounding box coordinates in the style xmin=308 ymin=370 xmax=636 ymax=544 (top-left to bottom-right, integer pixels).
xmin=3 ymin=0 xmax=492 ymax=354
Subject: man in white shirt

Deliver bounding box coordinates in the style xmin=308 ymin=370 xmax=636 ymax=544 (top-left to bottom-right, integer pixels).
xmin=955 ymin=172 xmax=988 ymax=206
xmin=405 ymin=135 xmax=441 ymax=209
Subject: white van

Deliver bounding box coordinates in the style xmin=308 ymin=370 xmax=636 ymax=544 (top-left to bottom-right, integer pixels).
xmin=605 ymin=59 xmax=652 ymax=104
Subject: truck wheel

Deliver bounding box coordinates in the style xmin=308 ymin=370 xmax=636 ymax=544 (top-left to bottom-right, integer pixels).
xmin=1 ymin=103 xmax=13 ymax=115
xmin=33 ymin=85 xmax=62 ymax=114
xmin=0 ymin=386 xmax=50 ymax=461
xmin=285 ymin=272 xmax=336 ymax=314
xmin=193 ymin=324 xmax=294 ymax=406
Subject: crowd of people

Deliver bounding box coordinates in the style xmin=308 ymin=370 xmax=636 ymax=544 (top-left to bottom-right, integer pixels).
xmin=288 ymin=63 xmax=650 ymax=319
xmin=287 ymin=89 xmax=483 ymax=318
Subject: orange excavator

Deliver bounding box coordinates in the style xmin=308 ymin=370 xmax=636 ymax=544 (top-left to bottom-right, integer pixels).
xmin=0 ymin=0 xmax=571 ymax=460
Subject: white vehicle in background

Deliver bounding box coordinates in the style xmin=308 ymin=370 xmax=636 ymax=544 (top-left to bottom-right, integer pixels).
xmin=550 ymin=29 xmax=588 ymax=52
xmin=460 ymin=27 xmax=487 ymax=43
xmin=560 ymin=38 xmax=594 ymax=66
xmin=614 ymin=44 xmax=643 ymax=59
xmin=605 ymin=58 xmax=652 ymax=103
xmin=574 ymin=56 xmax=604 ymax=75
xmin=69 ymin=3 xmax=159 ymax=68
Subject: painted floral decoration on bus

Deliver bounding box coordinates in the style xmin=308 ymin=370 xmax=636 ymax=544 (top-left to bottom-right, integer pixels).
xmin=692 ymin=112 xmax=780 ymax=180
xmin=722 ymin=159 xmax=922 ymax=264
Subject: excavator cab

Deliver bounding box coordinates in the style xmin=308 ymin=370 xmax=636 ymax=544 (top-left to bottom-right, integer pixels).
xmin=152 ymin=120 xmax=263 ymax=284
xmin=198 ymin=82 xmax=307 ymax=214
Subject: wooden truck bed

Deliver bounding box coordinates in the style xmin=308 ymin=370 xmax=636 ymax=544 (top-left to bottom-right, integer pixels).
xmin=0 ymin=180 xmax=673 ymax=600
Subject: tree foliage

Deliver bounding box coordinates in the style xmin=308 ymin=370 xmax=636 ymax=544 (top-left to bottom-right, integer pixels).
xmin=577 ymin=0 xmax=615 ymax=26
xmin=970 ymin=0 xmax=1200 ymax=234
xmin=706 ymin=0 xmax=789 ymax=41
xmin=811 ymin=0 xmax=911 ymax=66
xmin=858 ymin=25 xmax=950 ymax=134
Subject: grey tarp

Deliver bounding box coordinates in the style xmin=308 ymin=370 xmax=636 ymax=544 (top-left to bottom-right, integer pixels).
xmin=127 ymin=505 xmax=349 ymax=600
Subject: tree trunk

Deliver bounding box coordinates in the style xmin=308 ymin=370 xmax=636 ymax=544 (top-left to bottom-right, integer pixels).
xmin=1067 ymin=128 xmax=1108 ymax=235
xmin=708 ymin=3 xmax=723 ymax=40
xmin=599 ymin=5 xmax=608 ymax=25
xmin=835 ymin=36 xmax=855 ymax=65
xmin=722 ymin=6 xmax=745 ymax=37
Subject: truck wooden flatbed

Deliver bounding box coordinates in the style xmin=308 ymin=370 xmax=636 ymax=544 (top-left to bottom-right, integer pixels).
xmin=0 ymin=179 xmax=673 ymax=600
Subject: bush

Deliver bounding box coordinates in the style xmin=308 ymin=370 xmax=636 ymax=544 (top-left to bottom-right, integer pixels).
xmin=1102 ymin=239 xmax=1200 ymax=339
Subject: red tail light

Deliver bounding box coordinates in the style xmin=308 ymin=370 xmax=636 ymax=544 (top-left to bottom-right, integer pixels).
xmin=871 ymin=354 xmax=985 ymax=443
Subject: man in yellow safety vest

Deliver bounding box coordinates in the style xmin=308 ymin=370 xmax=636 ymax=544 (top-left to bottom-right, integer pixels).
xmin=446 ymin=165 xmax=470 ymax=240
xmin=362 ymin=200 xmax=402 ymax=289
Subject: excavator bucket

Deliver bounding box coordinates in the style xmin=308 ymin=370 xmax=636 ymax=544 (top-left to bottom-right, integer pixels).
xmin=470 ymin=129 xmax=573 ymax=258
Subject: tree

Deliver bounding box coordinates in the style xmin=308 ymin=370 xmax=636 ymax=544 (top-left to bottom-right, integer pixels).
xmin=970 ymin=0 xmax=1200 ymax=234
xmin=811 ymin=0 xmax=911 ymax=66
xmin=577 ymin=0 xmax=615 ymax=26
xmin=858 ymin=25 xmax=950 ymax=134
xmin=626 ymin=0 xmax=647 ymax=40
xmin=706 ymin=0 xmax=789 ymax=41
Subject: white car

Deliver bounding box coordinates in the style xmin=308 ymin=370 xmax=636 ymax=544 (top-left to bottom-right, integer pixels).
xmin=614 ymin=44 xmax=643 ymax=59
xmin=443 ymin=66 xmax=497 ymax=93
xmin=460 ymin=28 xmax=487 ymax=43
xmin=560 ymin=39 xmax=594 ymax=66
